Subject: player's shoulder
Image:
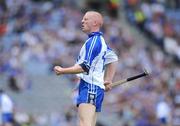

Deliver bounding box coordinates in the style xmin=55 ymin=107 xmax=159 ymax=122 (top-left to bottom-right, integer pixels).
xmin=106 ymin=47 xmax=118 ymax=58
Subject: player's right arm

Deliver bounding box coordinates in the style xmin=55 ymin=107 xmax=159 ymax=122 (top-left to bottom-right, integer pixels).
xmin=54 ymin=64 xmax=84 ymax=75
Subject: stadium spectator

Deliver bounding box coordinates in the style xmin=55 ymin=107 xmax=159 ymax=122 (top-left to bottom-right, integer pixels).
xmin=0 ymin=89 xmax=14 ymax=126
xmin=124 ymin=0 xmax=180 ymax=62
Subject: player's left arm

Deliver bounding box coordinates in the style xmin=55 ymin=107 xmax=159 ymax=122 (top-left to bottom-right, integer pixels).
xmin=103 ymin=49 xmax=118 ymax=91
xmin=104 ymin=61 xmax=118 ymax=91
xmin=54 ymin=64 xmax=84 ymax=75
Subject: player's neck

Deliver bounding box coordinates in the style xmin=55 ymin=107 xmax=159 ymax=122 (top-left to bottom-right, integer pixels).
xmin=89 ymin=28 xmax=100 ymax=34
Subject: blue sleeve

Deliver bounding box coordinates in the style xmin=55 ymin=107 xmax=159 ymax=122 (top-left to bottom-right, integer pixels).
xmin=80 ymin=36 xmax=102 ymax=73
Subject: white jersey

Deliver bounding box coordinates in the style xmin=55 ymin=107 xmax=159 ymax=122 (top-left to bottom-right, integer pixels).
xmin=0 ymin=93 xmax=13 ymax=113
xmin=76 ymin=32 xmax=118 ymax=89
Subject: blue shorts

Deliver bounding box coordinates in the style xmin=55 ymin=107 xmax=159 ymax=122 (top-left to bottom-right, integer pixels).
xmin=77 ymin=79 xmax=104 ymax=112
xmin=2 ymin=113 xmax=14 ymax=123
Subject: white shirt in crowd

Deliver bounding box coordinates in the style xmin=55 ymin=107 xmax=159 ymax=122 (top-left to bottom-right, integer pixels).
xmin=0 ymin=93 xmax=14 ymax=113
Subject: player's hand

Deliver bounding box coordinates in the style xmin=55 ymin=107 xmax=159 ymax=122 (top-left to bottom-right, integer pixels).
xmin=54 ymin=66 xmax=63 ymax=75
xmin=104 ymin=81 xmax=112 ymax=92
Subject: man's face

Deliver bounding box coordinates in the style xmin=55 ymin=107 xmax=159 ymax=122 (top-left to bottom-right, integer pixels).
xmin=81 ymin=13 xmax=94 ymax=33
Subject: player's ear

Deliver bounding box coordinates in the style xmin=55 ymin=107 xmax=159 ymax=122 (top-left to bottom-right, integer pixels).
xmin=94 ymin=19 xmax=102 ymax=27
xmin=93 ymin=20 xmax=97 ymax=26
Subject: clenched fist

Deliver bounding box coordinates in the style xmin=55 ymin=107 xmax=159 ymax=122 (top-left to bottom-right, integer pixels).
xmin=104 ymin=81 xmax=112 ymax=92
xmin=54 ymin=66 xmax=63 ymax=75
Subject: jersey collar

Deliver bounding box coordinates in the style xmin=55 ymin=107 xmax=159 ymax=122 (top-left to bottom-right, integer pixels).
xmin=88 ymin=32 xmax=103 ymax=38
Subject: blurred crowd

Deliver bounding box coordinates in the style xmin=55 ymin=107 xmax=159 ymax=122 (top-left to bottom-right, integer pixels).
xmin=124 ymin=0 xmax=180 ymax=63
xmin=0 ymin=0 xmax=180 ymax=126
